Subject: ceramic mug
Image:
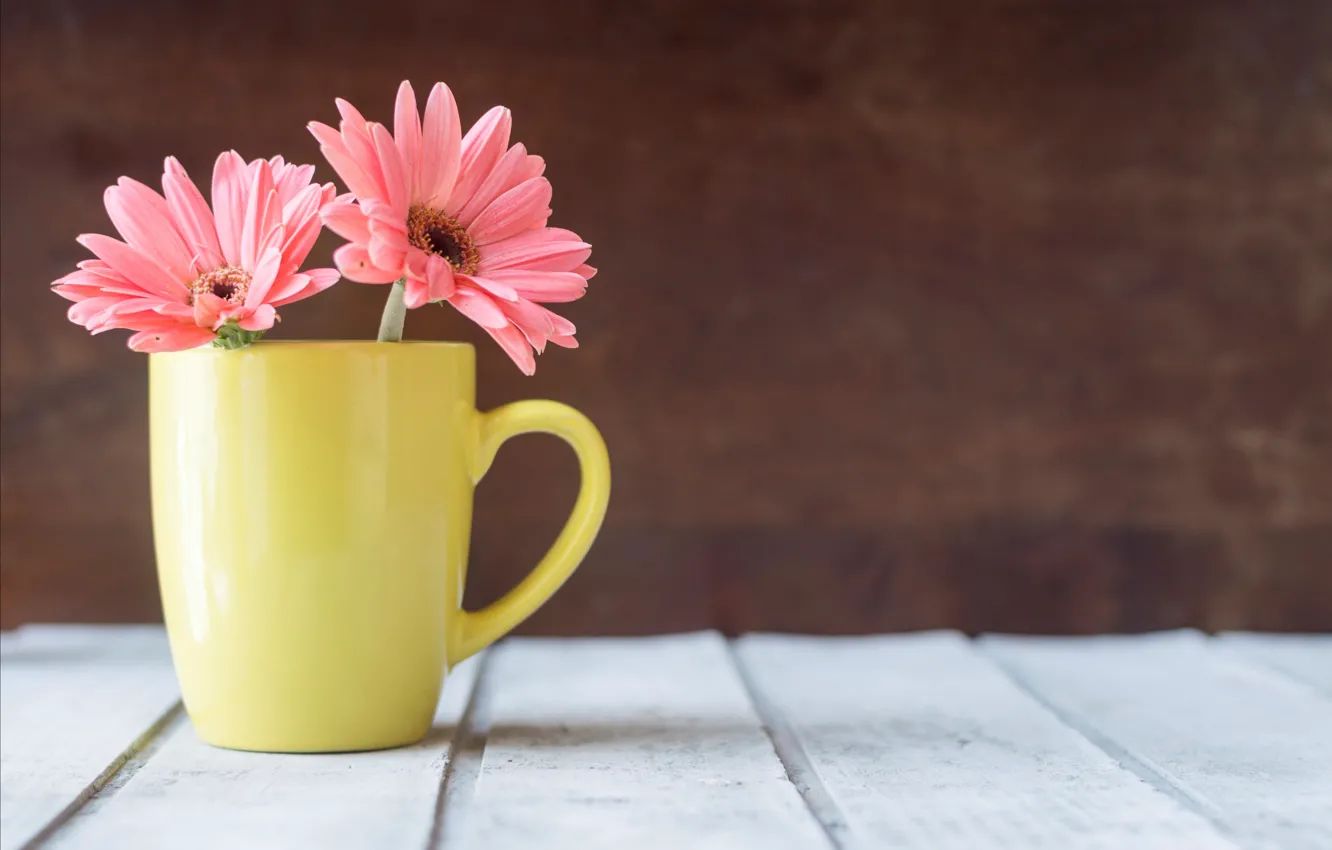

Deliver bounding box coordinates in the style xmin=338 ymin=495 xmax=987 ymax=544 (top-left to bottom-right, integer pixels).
xmin=149 ymin=341 xmax=609 ymax=752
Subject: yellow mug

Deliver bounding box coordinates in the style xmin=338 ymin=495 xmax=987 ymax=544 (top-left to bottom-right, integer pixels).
xmin=149 ymin=342 xmax=610 ymax=752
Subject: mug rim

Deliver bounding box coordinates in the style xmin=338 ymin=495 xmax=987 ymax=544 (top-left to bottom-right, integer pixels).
xmin=150 ymin=340 xmax=476 ymax=355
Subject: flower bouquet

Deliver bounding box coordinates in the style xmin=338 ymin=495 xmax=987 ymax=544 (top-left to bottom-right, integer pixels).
xmin=50 ymin=82 xmax=611 ymax=753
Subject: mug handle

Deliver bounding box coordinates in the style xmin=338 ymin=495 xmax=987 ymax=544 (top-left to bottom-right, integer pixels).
xmin=449 ymin=400 xmax=611 ymax=665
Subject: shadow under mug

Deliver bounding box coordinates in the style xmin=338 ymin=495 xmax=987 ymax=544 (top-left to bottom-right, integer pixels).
xmin=149 ymin=342 xmax=609 ymax=752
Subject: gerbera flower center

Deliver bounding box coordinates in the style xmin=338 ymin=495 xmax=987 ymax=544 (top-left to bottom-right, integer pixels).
xmin=189 ymin=265 xmax=252 ymax=305
xmin=407 ymin=205 xmax=478 ymax=274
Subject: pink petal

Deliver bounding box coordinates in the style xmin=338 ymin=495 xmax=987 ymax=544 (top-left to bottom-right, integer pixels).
xmin=128 ymin=325 xmax=217 ymax=352
xmin=333 ymin=98 xmax=370 ymax=141
xmin=51 ymin=281 xmax=102 ymax=302
xmin=280 ymin=181 xmax=323 ymax=228
xmin=309 ymin=122 xmax=382 ymax=201
xmin=53 ymin=269 xmax=147 ymax=299
xmin=456 ymin=273 xmax=518 ymax=302
xmin=403 ymin=277 xmax=432 ymax=309
xmin=367 ymin=211 xmax=410 ymax=274
xmin=501 ymin=297 xmax=558 ymax=352
xmin=238 ymin=303 xmax=277 ymax=331
xmin=104 ymin=178 xmax=193 ymax=280
xmin=371 ymin=123 xmax=410 ymax=217
xmin=277 ymin=184 xmax=326 ymax=278
xmin=393 ymin=81 xmax=423 ymax=200
xmin=109 ymin=297 xmax=172 ymax=317
xmin=502 ymin=301 xmax=575 ymax=355
xmin=420 ymin=83 xmax=462 ymax=207
xmin=544 ymin=307 xmax=576 ymax=337
xmin=334 ymin=243 xmax=401 ymax=284
xmin=211 ymin=151 xmax=249 ymax=267
xmin=368 ymin=238 xmax=407 ymax=274
xmin=273 ymin=162 xmax=316 ymax=207
xmin=82 ymin=274 xmax=157 ymax=300
xmin=336 ymin=97 xmax=370 ymax=133
xmin=257 ymin=220 xmax=286 ymax=266
xmin=456 ymin=144 xmax=545 ymax=228
xmin=90 ymin=312 xmax=164 ymax=335
xmin=245 ymin=241 xmax=285 ymax=307
xmin=574 ymin=263 xmax=597 ymax=280
xmin=448 ymin=287 xmax=508 ymax=328
xmin=485 ymin=269 xmax=587 ymax=302
xmin=426 ymin=254 xmax=456 ymax=302
xmin=444 ymin=106 xmax=511 ymax=215
xmin=240 ymin=161 xmax=279 ymax=271
xmin=468 ymin=177 xmax=552 ymax=246
xmin=363 ymin=198 xmax=407 ymax=234
xmin=77 ymin=234 xmax=185 ymax=302
xmin=264 ymin=272 xmax=309 ymax=306
xmin=269 ymin=267 xmax=340 ymax=307
xmin=88 ymin=298 xmax=173 ymax=334
xmin=163 ymin=157 xmax=225 ymax=271
xmin=405 ymin=247 xmax=430 ymax=282
xmin=104 ymin=311 xmax=165 ymax=331
xmin=68 ymin=295 xmax=127 ymax=328
xmin=477 ymin=229 xmax=592 ymax=273
xmin=336 ymin=101 xmax=389 ymax=201
xmin=280 ymin=217 xmax=322 ymax=279
xmin=484 ymin=324 xmax=536 ymax=375
xmin=193 ymin=293 xmax=228 ymax=330
xmin=152 ymin=302 xmax=195 ymax=320
xmin=305 ymin=267 xmax=341 ymax=291
xmin=322 ymin=199 xmax=372 ymax=243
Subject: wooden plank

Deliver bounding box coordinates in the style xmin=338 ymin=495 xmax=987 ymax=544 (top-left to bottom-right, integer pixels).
xmin=735 ymin=632 xmax=1238 ymax=850
xmin=453 ymin=632 xmax=828 ymax=850
xmin=0 ymin=625 xmax=180 ymax=850
xmin=1214 ymin=633 xmax=1332 ymax=695
xmin=44 ymin=655 xmax=485 ymax=850
xmin=983 ymin=631 xmax=1332 ymax=850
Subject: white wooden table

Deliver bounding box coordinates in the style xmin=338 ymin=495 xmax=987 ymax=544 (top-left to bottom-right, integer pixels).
xmin=2 ymin=627 xmax=1328 ymax=849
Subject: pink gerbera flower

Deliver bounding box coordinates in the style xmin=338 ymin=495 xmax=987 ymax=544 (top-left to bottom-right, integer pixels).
xmin=309 ymin=81 xmax=595 ymax=374
xmin=52 ymin=153 xmax=340 ymax=352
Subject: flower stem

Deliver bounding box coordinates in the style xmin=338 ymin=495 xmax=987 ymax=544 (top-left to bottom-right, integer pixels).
xmin=378 ymin=278 xmax=408 ymax=342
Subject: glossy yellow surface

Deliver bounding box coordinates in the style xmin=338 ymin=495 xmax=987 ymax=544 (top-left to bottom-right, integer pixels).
xmin=150 ymin=342 xmax=609 ymax=752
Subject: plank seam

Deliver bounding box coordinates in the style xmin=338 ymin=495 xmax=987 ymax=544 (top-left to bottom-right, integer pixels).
xmin=726 ymin=640 xmax=850 ymax=850
xmin=23 ymin=701 xmax=184 ymax=850
xmin=975 ymin=641 xmax=1258 ymax=850
xmin=429 ymin=648 xmax=498 ymax=850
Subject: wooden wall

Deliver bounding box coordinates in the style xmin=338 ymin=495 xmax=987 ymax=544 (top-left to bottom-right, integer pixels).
xmin=2 ymin=0 xmax=1329 ymax=633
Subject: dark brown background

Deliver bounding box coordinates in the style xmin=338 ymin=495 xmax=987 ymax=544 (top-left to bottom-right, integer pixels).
xmin=2 ymin=1 xmax=1330 ymax=634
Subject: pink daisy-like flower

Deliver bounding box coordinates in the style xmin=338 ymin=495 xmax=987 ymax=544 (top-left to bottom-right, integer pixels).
xmin=309 ymin=81 xmax=595 ymax=374
xmin=52 ymin=153 xmax=340 ymax=352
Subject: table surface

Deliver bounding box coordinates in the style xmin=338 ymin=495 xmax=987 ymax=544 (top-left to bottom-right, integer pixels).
xmin=1 ymin=627 xmax=1328 ymax=850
